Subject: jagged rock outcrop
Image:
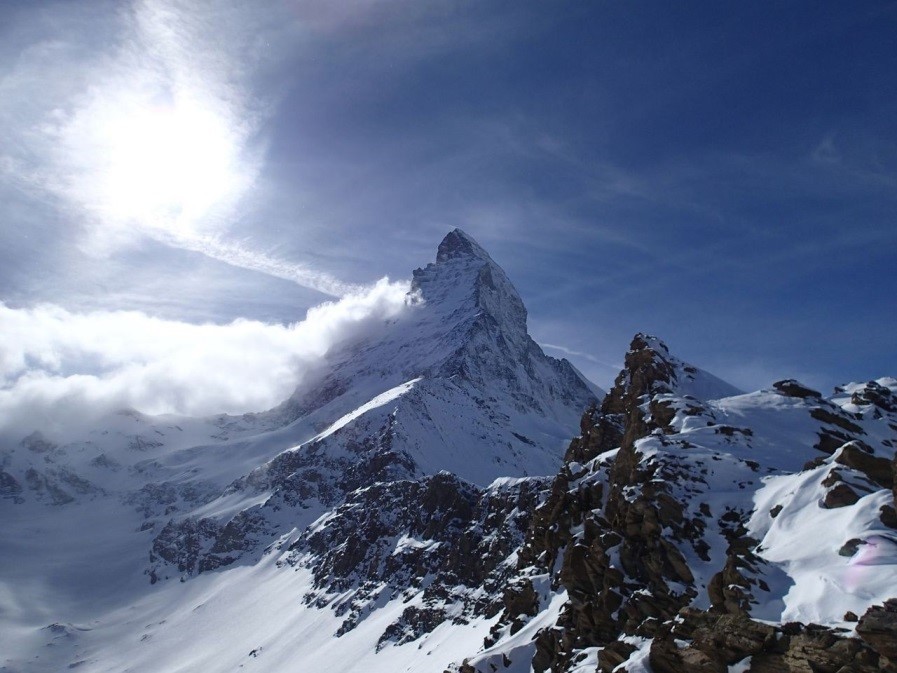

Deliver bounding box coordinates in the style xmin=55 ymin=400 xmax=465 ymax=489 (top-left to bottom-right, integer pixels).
xmin=453 ymin=341 xmax=897 ymax=673
xmin=857 ymin=600 xmax=897 ymax=665
xmin=286 ymin=472 xmax=546 ymax=646
xmin=492 ymin=335 xmax=747 ymax=671
xmin=650 ymin=608 xmax=892 ymax=673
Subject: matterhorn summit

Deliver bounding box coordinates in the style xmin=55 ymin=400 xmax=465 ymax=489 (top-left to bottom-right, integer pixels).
xmin=264 ymin=228 xmax=601 ymax=487
xmin=141 ymin=231 xmax=600 ymax=579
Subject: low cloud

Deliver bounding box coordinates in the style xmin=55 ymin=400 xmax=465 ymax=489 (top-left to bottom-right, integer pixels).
xmin=0 ymin=278 xmax=410 ymax=433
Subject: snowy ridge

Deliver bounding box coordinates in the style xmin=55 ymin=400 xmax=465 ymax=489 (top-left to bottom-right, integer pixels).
xmin=619 ymin=332 xmax=744 ymax=401
xmin=455 ymin=342 xmax=897 ymax=673
xmin=309 ymin=377 xmax=422 ymax=443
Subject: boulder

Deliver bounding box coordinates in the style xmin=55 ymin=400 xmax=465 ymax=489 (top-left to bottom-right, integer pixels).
xmin=773 ymin=380 xmax=822 ymax=399
xmin=857 ymin=600 xmax=897 ymax=662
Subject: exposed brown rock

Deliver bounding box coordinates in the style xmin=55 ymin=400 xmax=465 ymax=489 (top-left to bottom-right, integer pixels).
xmin=708 ymin=554 xmax=753 ymax=615
xmin=815 ymin=428 xmax=854 ymax=455
xmin=852 ymin=381 xmax=897 ymax=412
xmin=596 ymin=641 xmax=637 ymax=673
xmin=811 ymin=407 xmax=865 ymax=435
xmin=651 ymin=608 xmax=887 ymax=673
xmin=880 ymin=505 xmax=897 ymax=529
xmin=773 ymin=379 xmax=822 ymax=399
xmin=502 ymin=579 xmax=538 ymax=621
xmin=839 ymin=538 xmax=865 ymax=557
xmin=650 ymin=399 xmax=678 ymax=432
xmin=822 ymin=482 xmax=861 ymax=508
xmin=777 ymin=625 xmax=882 ymax=673
xmin=857 ymin=600 xmax=897 ymax=662
xmin=835 ymin=443 xmax=894 ymax=489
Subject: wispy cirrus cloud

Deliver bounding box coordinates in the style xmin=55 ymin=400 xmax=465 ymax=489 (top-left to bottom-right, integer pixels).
xmin=0 ymin=0 xmax=358 ymax=297
xmin=540 ymin=343 xmax=622 ymax=374
xmin=155 ymin=231 xmax=366 ymax=298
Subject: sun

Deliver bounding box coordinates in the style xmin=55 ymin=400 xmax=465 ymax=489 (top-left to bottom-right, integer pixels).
xmin=97 ymin=98 xmax=241 ymax=238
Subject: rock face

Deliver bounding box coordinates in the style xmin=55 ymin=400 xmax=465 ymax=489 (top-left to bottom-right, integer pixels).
xmin=650 ymin=609 xmax=890 ymax=673
xmin=452 ymin=342 xmax=897 ymax=673
xmin=511 ymin=336 xmax=759 ymax=671
xmin=286 ymin=472 xmax=546 ymax=647
xmin=857 ymin=600 xmax=897 ymax=664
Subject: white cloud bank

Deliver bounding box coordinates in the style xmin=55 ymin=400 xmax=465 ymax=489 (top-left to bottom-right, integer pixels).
xmin=0 ymin=279 xmax=410 ymax=432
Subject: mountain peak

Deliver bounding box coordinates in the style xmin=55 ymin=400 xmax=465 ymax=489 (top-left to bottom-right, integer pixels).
xmin=412 ymin=229 xmax=528 ymax=338
xmin=609 ymin=332 xmax=742 ymax=407
xmin=629 ymin=332 xmax=671 ymax=357
xmin=435 ymin=228 xmax=493 ymax=264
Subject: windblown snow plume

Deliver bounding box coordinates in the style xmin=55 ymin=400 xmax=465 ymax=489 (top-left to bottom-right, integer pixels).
xmin=0 ymin=278 xmax=409 ymax=430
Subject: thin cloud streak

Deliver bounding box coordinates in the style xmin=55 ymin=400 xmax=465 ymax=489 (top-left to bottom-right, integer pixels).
xmin=156 ymin=231 xmax=363 ymax=297
xmin=541 ymin=343 xmax=623 ymax=373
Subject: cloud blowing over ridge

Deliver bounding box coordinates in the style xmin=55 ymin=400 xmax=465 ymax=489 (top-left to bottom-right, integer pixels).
xmin=0 ymin=279 xmax=410 ymax=434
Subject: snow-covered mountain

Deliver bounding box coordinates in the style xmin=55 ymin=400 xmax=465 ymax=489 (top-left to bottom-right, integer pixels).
xmin=0 ymin=229 xmax=598 ymax=671
xmin=141 ymin=230 xmax=599 ymax=581
xmin=1 ymin=232 xmax=896 ymax=673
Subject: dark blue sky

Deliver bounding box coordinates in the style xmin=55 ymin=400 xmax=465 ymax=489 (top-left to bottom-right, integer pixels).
xmin=1 ymin=0 xmax=895 ymax=395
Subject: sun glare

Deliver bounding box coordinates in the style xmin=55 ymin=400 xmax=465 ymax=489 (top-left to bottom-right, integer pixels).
xmin=98 ymin=100 xmax=240 ymax=237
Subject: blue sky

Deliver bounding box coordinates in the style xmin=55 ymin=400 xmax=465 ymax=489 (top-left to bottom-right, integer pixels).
xmin=1 ymin=0 xmax=895 ymax=415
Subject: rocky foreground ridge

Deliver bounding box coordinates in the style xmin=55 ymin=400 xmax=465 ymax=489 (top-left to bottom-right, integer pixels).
xmin=451 ymin=335 xmax=897 ymax=673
